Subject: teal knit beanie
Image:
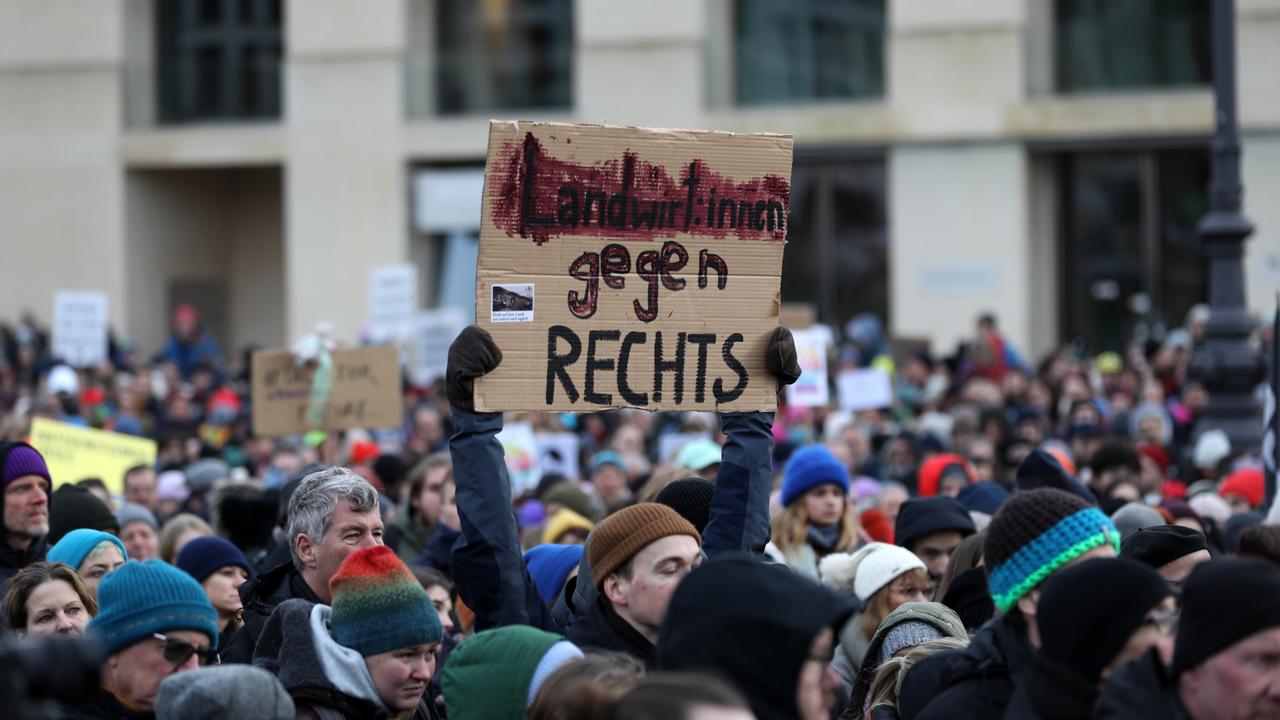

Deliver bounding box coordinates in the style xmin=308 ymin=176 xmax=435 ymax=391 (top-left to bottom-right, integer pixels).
xmin=442 ymin=625 xmax=582 ymax=719
xmin=88 ymin=559 xmax=218 ymax=655
xmin=47 ymin=528 xmax=128 ymax=570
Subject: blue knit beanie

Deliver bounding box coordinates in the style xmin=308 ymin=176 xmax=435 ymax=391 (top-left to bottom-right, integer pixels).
xmin=89 ymin=560 xmax=219 ymax=655
xmin=176 ymin=536 xmax=252 ymax=584
xmin=781 ymin=445 xmax=851 ymax=507
xmin=47 ymin=528 xmax=128 ymax=570
xmin=524 ymin=544 xmax=585 ymax=605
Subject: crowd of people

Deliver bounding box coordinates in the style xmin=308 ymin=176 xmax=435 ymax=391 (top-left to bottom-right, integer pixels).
xmin=0 ymin=303 xmax=1278 ymax=720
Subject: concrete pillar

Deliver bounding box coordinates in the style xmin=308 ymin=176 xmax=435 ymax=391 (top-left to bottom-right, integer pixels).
xmin=284 ymin=0 xmax=408 ymax=344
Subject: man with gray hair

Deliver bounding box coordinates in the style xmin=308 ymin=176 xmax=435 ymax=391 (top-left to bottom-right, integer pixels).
xmin=220 ymin=466 xmax=383 ymax=664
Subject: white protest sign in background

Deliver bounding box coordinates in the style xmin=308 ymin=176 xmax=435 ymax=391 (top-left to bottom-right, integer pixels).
xmin=368 ymin=265 xmax=419 ymax=344
xmin=786 ymin=327 xmax=830 ymax=407
xmin=411 ymin=308 xmax=467 ymax=385
xmin=837 ymin=368 xmax=894 ymax=412
xmin=536 ymin=432 xmax=581 ymax=481
xmin=52 ymin=291 xmax=108 ymax=368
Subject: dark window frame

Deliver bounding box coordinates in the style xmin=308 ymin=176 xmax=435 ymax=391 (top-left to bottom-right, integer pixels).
xmin=1054 ymin=0 xmax=1211 ymax=93
xmin=156 ymin=0 xmax=284 ymax=124
xmin=733 ymin=0 xmax=886 ymax=106
xmin=434 ymin=0 xmax=574 ymax=116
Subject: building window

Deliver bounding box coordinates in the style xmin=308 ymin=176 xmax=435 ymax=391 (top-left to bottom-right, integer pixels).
xmin=1055 ymin=0 xmax=1210 ymax=92
xmin=1060 ymin=148 xmax=1209 ymax=352
xmin=435 ymin=0 xmax=573 ymax=115
xmin=156 ymin=0 xmax=283 ymax=123
xmin=783 ymin=155 xmax=888 ymax=328
xmin=734 ymin=0 xmax=885 ymax=106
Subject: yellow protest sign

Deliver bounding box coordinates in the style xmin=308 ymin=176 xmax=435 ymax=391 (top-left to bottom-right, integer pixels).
xmin=29 ymin=418 xmax=158 ymax=494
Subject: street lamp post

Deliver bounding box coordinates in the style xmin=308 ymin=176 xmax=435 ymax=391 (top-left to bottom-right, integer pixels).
xmin=1190 ymin=0 xmax=1266 ymax=453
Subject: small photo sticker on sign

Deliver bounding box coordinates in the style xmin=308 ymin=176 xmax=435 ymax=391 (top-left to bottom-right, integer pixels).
xmin=492 ymin=283 xmax=534 ymax=323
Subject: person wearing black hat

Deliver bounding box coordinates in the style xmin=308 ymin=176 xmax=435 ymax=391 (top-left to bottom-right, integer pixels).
xmin=913 ymin=489 xmax=1120 ymax=720
xmin=1120 ymin=524 xmax=1211 ymax=596
xmin=1003 ymin=558 xmax=1173 ymax=719
xmin=894 ymin=496 xmax=976 ymax=582
xmin=1096 ymin=558 xmax=1280 ymax=719
xmin=1015 ymin=449 xmax=1097 ymax=505
xmin=657 ymin=555 xmax=858 ymax=720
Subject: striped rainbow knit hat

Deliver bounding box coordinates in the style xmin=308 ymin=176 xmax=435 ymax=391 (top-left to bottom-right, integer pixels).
xmin=329 ymin=545 xmax=442 ymax=657
xmin=984 ymin=488 xmax=1119 ymax=613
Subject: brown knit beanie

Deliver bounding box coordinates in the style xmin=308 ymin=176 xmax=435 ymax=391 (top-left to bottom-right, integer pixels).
xmin=587 ymin=503 xmax=701 ymax=589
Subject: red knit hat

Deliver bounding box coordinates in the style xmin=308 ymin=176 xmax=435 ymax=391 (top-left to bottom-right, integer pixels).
xmin=860 ymin=508 xmax=893 ymax=543
xmin=917 ymin=453 xmax=975 ymax=497
xmin=1138 ymin=443 xmax=1171 ymax=473
xmin=1220 ymin=468 xmax=1264 ymax=509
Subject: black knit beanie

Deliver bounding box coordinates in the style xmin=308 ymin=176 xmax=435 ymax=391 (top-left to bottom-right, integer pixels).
xmin=1173 ymin=558 xmax=1280 ymax=676
xmin=1037 ymin=557 xmax=1171 ymax=683
xmin=48 ymin=484 xmax=118 ymax=545
xmin=894 ymin=496 xmax=975 ymax=552
xmin=655 ymin=477 xmax=716 ymax=533
xmin=1015 ymin=449 xmax=1097 ymax=505
xmin=1120 ymin=525 xmax=1207 ymax=569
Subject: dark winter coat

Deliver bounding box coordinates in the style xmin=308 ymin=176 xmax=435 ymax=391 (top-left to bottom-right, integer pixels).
xmin=0 ymin=534 xmax=45 ymax=599
xmin=252 ymin=599 xmax=438 ymax=720
xmin=1093 ymin=648 xmax=1189 ymax=720
xmin=911 ymin=615 xmax=1033 ymax=720
xmin=447 ymin=407 xmax=775 ymax=664
xmin=1001 ymin=653 xmax=1097 ymax=720
xmin=55 ymin=685 xmax=154 ymax=719
xmin=220 ymin=560 xmax=321 ymax=664
xmin=566 ymin=594 xmax=656 ymax=666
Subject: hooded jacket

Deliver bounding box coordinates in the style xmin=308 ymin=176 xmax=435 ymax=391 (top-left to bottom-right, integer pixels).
xmin=220 ymin=559 xmax=322 ymax=664
xmin=657 ymin=555 xmax=858 ymax=720
xmin=910 ymin=614 xmax=1034 ymax=720
xmin=1015 ymin=450 xmax=1096 ymax=505
xmin=447 ymin=407 xmax=774 ymax=664
xmin=842 ymin=602 xmax=968 ymax=720
xmin=252 ymin=599 xmax=439 ymax=720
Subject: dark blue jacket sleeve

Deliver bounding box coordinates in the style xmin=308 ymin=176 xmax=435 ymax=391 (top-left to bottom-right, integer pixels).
xmin=448 ymin=406 xmax=561 ymax=633
xmin=701 ymin=411 xmax=775 ymax=557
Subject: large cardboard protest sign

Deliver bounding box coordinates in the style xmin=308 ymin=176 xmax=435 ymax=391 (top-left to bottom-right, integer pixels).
xmin=252 ymin=347 xmax=402 ymax=437
xmin=29 ymin=418 xmax=157 ymax=494
xmin=474 ymin=121 xmax=791 ymax=412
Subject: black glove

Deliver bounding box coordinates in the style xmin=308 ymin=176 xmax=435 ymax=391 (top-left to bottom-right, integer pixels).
xmin=446 ymin=326 xmax=503 ymax=412
xmin=768 ymin=326 xmax=801 ymax=386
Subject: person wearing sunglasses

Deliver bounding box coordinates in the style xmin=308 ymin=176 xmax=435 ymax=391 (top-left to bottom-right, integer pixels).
xmin=56 ymin=559 xmax=218 ymax=719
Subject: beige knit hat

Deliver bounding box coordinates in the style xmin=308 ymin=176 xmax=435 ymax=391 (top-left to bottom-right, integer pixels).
xmin=587 ymin=503 xmax=701 ymax=588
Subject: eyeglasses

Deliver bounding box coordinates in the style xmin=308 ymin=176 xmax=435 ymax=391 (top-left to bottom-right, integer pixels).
xmin=889 ymin=584 xmax=932 ymax=598
xmin=153 ymin=633 xmax=219 ymax=666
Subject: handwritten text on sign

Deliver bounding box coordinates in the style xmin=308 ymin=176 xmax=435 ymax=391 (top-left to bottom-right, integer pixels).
xmin=251 ymin=346 xmax=403 ymax=437
xmin=474 ymin=121 xmax=792 ymax=412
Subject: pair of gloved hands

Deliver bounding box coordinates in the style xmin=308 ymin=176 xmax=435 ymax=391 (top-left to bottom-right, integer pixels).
xmin=446 ymin=325 xmax=802 ymax=412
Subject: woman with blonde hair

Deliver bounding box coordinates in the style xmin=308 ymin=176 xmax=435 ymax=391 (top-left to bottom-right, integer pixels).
xmin=768 ymin=444 xmax=862 ymax=577
xmin=158 ymin=512 xmax=213 ymax=564
xmin=860 ymin=637 xmax=969 ymax=720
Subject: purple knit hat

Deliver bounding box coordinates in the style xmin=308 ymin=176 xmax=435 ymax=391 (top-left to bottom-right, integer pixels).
xmin=1 ymin=442 xmax=51 ymax=488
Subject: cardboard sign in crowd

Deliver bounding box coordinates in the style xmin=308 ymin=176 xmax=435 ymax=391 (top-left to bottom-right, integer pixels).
xmin=474 ymin=121 xmax=792 ymax=412
xmin=251 ymin=347 xmax=402 ymax=437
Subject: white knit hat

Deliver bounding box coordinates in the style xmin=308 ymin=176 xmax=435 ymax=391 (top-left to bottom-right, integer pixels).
xmin=853 ymin=545 xmax=927 ymax=601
